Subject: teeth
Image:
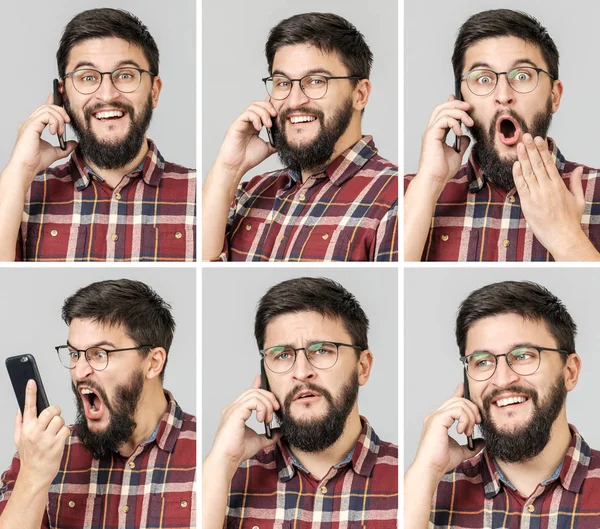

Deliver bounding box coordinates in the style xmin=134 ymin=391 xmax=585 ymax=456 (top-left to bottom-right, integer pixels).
xmin=81 ymin=388 xmax=93 ymax=395
xmin=95 ymin=110 xmax=124 ymax=120
xmin=90 ymin=405 xmax=99 ymax=414
xmin=290 ymin=115 xmax=317 ymax=124
xmin=496 ymin=396 xmax=527 ymax=408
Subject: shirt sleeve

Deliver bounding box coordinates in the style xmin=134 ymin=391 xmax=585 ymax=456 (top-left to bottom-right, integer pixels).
xmin=210 ymin=181 xmax=248 ymax=262
xmin=373 ymin=199 xmax=398 ymax=261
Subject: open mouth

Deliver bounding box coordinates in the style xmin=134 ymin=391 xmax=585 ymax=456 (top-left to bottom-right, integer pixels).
xmin=493 ymin=395 xmax=529 ymax=409
xmin=293 ymin=390 xmax=322 ymax=402
xmin=92 ymin=109 xmax=126 ymax=122
xmin=288 ymin=114 xmax=318 ymax=125
xmin=80 ymin=386 xmax=105 ymax=419
xmin=496 ymin=116 xmax=522 ymax=146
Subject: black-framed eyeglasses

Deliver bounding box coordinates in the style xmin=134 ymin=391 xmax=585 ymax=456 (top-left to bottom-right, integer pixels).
xmin=459 ymin=67 xmax=555 ymax=97
xmin=460 ymin=345 xmax=572 ymax=381
xmin=63 ymin=67 xmax=156 ymax=95
xmin=56 ymin=344 xmax=153 ymax=371
xmin=259 ymin=341 xmax=363 ymax=373
xmin=262 ymin=74 xmax=362 ymax=100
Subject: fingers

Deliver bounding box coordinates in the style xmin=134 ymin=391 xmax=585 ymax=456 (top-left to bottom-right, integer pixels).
xmin=36 ymin=405 xmax=62 ymax=432
xmin=251 ymin=374 xmax=262 ymax=390
xmin=516 ymin=142 xmax=537 ymax=190
xmin=458 ymin=135 xmax=471 ymax=158
xmin=534 ymin=136 xmax=560 ymax=182
xmin=452 ymin=383 xmax=464 ymax=399
xmin=14 ymin=409 xmax=22 ymax=446
xmin=568 ymin=166 xmax=585 ymax=202
xmin=522 ymin=134 xmax=548 ymax=183
xmin=238 ymin=392 xmax=276 ymax=423
xmin=513 ymin=160 xmax=530 ymax=198
xmin=51 ymin=140 xmax=78 ymax=161
xmin=240 ymin=102 xmax=278 ymax=132
xmin=23 ymin=379 xmax=37 ymax=422
xmin=428 ymin=100 xmax=472 ymax=128
xmin=46 ymin=414 xmax=66 ymax=436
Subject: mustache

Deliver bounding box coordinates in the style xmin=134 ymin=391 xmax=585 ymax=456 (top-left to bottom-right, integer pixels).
xmin=482 ymin=384 xmax=539 ymax=410
xmin=283 ymin=382 xmax=333 ymax=409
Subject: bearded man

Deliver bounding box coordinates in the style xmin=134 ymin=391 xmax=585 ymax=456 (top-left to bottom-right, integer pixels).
xmin=202 ymin=277 xmax=398 ymax=528
xmin=202 ymin=12 xmax=398 ymax=262
xmin=0 ymin=8 xmax=196 ymax=262
xmin=405 ymin=281 xmax=600 ymax=528
xmin=404 ymin=9 xmax=600 ymax=262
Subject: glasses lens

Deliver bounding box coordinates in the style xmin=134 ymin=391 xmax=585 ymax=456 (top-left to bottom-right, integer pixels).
xmin=507 ymin=347 xmax=540 ymax=375
xmin=507 ymin=67 xmax=539 ymax=94
xmin=466 ymin=69 xmax=497 ymax=96
xmin=300 ymin=75 xmax=328 ymax=99
xmin=85 ymin=347 xmax=109 ymax=370
xmin=266 ymin=75 xmax=291 ymax=100
xmin=306 ymin=342 xmax=338 ymax=369
xmin=466 ymin=352 xmax=497 ymax=380
xmin=264 ymin=346 xmax=295 ymax=373
xmin=57 ymin=346 xmax=77 ymax=369
xmin=111 ymin=68 xmax=142 ymax=93
xmin=72 ymin=69 xmax=102 ymax=94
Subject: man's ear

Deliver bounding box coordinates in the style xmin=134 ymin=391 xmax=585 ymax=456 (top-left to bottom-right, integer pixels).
xmin=145 ymin=347 xmax=167 ymax=381
xmin=564 ymin=352 xmax=581 ymax=391
xmin=354 ymin=79 xmax=371 ymax=112
xmin=357 ymin=349 xmax=373 ymax=386
xmin=151 ymin=76 xmax=162 ymax=108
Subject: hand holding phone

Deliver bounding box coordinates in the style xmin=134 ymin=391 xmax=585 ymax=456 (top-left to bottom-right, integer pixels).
xmin=6 ymin=354 xmax=50 ymax=416
xmin=453 ymin=80 xmax=463 ymax=153
xmin=462 ymin=372 xmax=475 ymax=450
xmin=53 ymin=79 xmax=67 ymax=151
xmin=260 ymin=360 xmax=272 ymax=439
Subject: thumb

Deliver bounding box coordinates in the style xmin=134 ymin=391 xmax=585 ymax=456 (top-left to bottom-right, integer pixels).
xmin=261 ymin=429 xmax=281 ymax=450
xmin=458 ymin=135 xmax=471 ymax=158
xmin=52 ymin=140 xmax=77 ymax=162
xmin=14 ymin=409 xmax=22 ymax=447
xmin=569 ymin=166 xmax=584 ymax=201
xmin=460 ymin=438 xmax=485 ymax=460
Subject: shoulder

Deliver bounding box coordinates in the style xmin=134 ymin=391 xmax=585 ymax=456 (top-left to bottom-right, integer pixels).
xmin=160 ymin=159 xmax=196 ymax=178
xmin=239 ymin=168 xmax=289 ymax=194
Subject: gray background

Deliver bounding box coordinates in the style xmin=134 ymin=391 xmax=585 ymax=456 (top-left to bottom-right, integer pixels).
xmin=0 ymin=0 xmax=195 ymax=170
xmin=404 ymin=267 xmax=600 ymax=471
xmin=0 ymin=267 xmax=196 ymax=472
xmin=202 ymin=267 xmax=398 ymax=459
xmin=202 ymin=0 xmax=398 ymax=181
xmin=404 ymin=1 xmax=598 ymax=175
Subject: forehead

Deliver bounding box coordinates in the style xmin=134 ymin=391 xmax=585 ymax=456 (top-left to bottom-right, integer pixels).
xmin=272 ymin=43 xmax=347 ymax=76
xmin=465 ymin=313 xmax=557 ymax=354
xmin=67 ymin=317 xmax=130 ymax=346
xmin=66 ymin=37 xmax=149 ymax=71
xmin=264 ymin=311 xmax=351 ymax=347
xmin=463 ymin=35 xmax=548 ymax=72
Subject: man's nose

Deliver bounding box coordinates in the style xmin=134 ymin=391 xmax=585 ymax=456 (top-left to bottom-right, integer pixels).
xmin=286 ymin=79 xmax=311 ymax=108
xmin=93 ymin=73 xmax=122 ymax=101
xmin=494 ymin=73 xmax=515 ymax=106
xmin=72 ymin=353 xmax=93 ymax=380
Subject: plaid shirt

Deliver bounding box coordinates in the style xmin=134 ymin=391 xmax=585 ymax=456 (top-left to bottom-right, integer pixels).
xmin=431 ymin=426 xmax=600 ymax=528
xmin=404 ymin=139 xmax=600 ymax=261
xmin=226 ymin=417 xmax=398 ymax=528
xmin=0 ymin=391 xmax=196 ymax=529
xmin=18 ymin=140 xmax=196 ymax=261
xmin=217 ymin=136 xmax=398 ymax=261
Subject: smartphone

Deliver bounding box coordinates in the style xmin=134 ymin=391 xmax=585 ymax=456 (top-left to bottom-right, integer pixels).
xmin=265 ymin=96 xmax=278 ymax=149
xmin=52 ymin=79 xmax=67 ymax=151
xmin=260 ymin=359 xmax=272 ymax=439
xmin=453 ymin=79 xmax=462 ymax=153
xmin=462 ymin=370 xmax=475 ymax=450
xmin=5 ymin=354 xmax=50 ymax=416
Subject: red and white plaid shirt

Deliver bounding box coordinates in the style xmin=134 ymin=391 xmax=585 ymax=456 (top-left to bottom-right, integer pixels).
xmin=404 ymin=139 xmax=600 ymax=261
xmin=0 ymin=391 xmax=196 ymax=528
xmin=18 ymin=140 xmax=196 ymax=261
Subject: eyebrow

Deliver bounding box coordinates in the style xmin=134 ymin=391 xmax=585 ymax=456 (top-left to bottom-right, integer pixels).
xmin=70 ymin=59 xmax=143 ymax=71
xmin=466 ymin=58 xmax=540 ymax=72
xmin=265 ymin=339 xmax=331 ymax=350
xmin=66 ymin=339 xmax=118 ymax=349
xmin=271 ymin=67 xmax=335 ymax=78
xmin=469 ymin=342 xmax=541 ymax=355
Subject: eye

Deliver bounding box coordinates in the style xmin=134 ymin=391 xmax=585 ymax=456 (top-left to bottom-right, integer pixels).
xmin=273 ymin=351 xmax=291 ymax=361
xmin=469 ymin=353 xmax=494 ymax=368
xmin=274 ymin=78 xmax=290 ymax=88
xmin=115 ymin=70 xmax=136 ymax=80
xmin=308 ymin=76 xmax=325 ymax=86
xmin=68 ymin=349 xmax=79 ymax=360
xmin=477 ymin=75 xmax=493 ymax=85
xmin=81 ymin=75 xmax=98 ymax=83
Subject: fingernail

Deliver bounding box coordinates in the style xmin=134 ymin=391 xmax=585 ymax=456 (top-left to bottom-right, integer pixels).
xmin=27 ymin=379 xmax=34 ymax=388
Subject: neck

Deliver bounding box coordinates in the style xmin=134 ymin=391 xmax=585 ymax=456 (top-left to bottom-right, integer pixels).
xmin=118 ymin=384 xmax=168 ymax=457
xmin=494 ymin=415 xmax=572 ymax=497
xmin=287 ymin=408 xmax=362 ymax=480
xmin=299 ymin=120 xmax=362 ymax=183
xmin=84 ymin=137 xmax=149 ymax=189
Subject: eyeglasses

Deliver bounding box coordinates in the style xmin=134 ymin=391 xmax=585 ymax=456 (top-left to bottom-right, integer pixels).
xmin=259 ymin=341 xmax=363 ymax=373
xmin=262 ymin=74 xmax=362 ymax=100
xmin=56 ymin=344 xmax=153 ymax=371
xmin=460 ymin=345 xmax=572 ymax=381
xmin=63 ymin=67 xmax=156 ymax=95
xmin=460 ymin=67 xmax=555 ymax=97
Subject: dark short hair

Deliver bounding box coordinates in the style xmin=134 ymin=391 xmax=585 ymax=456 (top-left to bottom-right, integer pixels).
xmin=254 ymin=277 xmax=369 ymax=354
xmin=62 ymin=279 xmax=175 ymax=380
xmin=455 ymin=281 xmax=576 ymax=358
xmin=57 ymin=8 xmax=160 ymax=77
xmin=265 ymin=12 xmax=373 ymax=82
xmin=452 ymin=9 xmax=559 ymax=83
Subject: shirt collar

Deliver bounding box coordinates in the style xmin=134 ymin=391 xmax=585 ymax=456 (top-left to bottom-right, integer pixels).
xmin=284 ymin=135 xmax=378 ymax=189
xmin=69 ymin=138 xmax=165 ymax=190
xmin=276 ymin=416 xmax=381 ymax=482
xmin=467 ymin=137 xmax=564 ymax=193
xmin=480 ymin=424 xmax=590 ymax=498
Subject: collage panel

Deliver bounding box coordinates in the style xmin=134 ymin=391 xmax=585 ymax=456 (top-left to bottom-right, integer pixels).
xmin=0 ymin=1 xmax=196 ymax=262
xmin=404 ymin=267 xmax=600 ymax=526
xmin=202 ymin=267 xmax=398 ymax=526
xmin=0 ymin=267 xmax=196 ymax=526
xmin=202 ymin=0 xmax=398 ymax=262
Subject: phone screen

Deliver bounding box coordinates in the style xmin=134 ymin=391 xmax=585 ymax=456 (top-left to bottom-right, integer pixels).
xmin=53 ymin=79 xmax=67 ymax=151
xmin=260 ymin=359 xmax=272 ymax=439
xmin=463 ymin=370 xmax=474 ymax=450
xmin=5 ymin=354 xmax=50 ymax=416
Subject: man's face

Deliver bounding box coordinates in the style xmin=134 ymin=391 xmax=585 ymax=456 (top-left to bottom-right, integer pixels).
xmin=465 ymin=313 xmax=577 ymax=462
xmin=68 ymin=318 xmax=148 ymax=455
xmin=264 ymin=311 xmax=369 ymax=452
xmin=62 ymin=37 xmax=161 ymax=169
xmin=460 ymin=36 xmax=562 ymax=189
xmin=270 ymin=44 xmax=361 ymax=172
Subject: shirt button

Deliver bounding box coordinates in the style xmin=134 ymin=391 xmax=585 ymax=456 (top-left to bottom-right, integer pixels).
xmin=175 ymin=231 xmax=182 ymax=239
xmin=322 ymin=233 xmax=329 ymax=240
xmin=51 ymin=229 xmax=58 ymax=237
xmin=509 ymin=195 xmax=516 ymax=203
xmin=123 ymin=506 xmax=129 ymax=513
xmin=320 ymin=486 xmax=327 ymax=494
xmin=111 ymin=234 xmax=118 ymax=242
xmin=115 ymin=192 xmax=121 ymax=200
xmin=252 ymin=526 xmax=259 ymax=529
xmin=527 ymin=504 xmax=535 ymax=513
xmin=128 ymin=461 xmax=135 ymax=469
xmin=503 ymin=239 xmax=510 ymax=248
xmin=245 ymin=224 xmax=252 ymax=231
xmin=180 ymin=500 xmax=188 ymax=508
xmin=280 ymin=236 xmax=285 ymax=242
xmin=441 ymin=234 xmax=449 ymax=242
xmin=68 ymin=500 xmax=75 ymax=508
xmin=298 ymin=194 xmax=306 ymax=201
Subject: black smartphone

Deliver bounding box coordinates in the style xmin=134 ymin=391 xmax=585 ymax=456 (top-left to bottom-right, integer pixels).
xmin=453 ymin=79 xmax=462 ymax=153
xmin=462 ymin=370 xmax=474 ymax=450
xmin=265 ymin=96 xmax=278 ymax=149
xmin=260 ymin=359 xmax=272 ymax=439
xmin=53 ymin=79 xmax=67 ymax=151
xmin=5 ymin=354 xmax=50 ymax=416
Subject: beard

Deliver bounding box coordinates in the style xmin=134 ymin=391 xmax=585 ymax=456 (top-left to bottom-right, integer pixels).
xmin=273 ymin=96 xmax=354 ymax=173
xmin=468 ymin=98 xmax=553 ymax=191
xmin=479 ymin=375 xmax=567 ymax=463
xmin=72 ymin=369 xmax=145 ymax=457
xmin=64 ymin=94 xmax=153 ymax=170
xmin=274 ymin=370 xmax=359 ymax=453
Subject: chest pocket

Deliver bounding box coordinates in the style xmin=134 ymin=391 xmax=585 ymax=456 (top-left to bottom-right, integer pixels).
xmin=147 ymin=493 xmax=193 ymax=528
xmin=47 ymin=494 xmax=96 ymax=528
xmin=23 ymin=223 xmax=88 ymax=261
xmin=140 ymin=225 xmax=193 ymax=260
